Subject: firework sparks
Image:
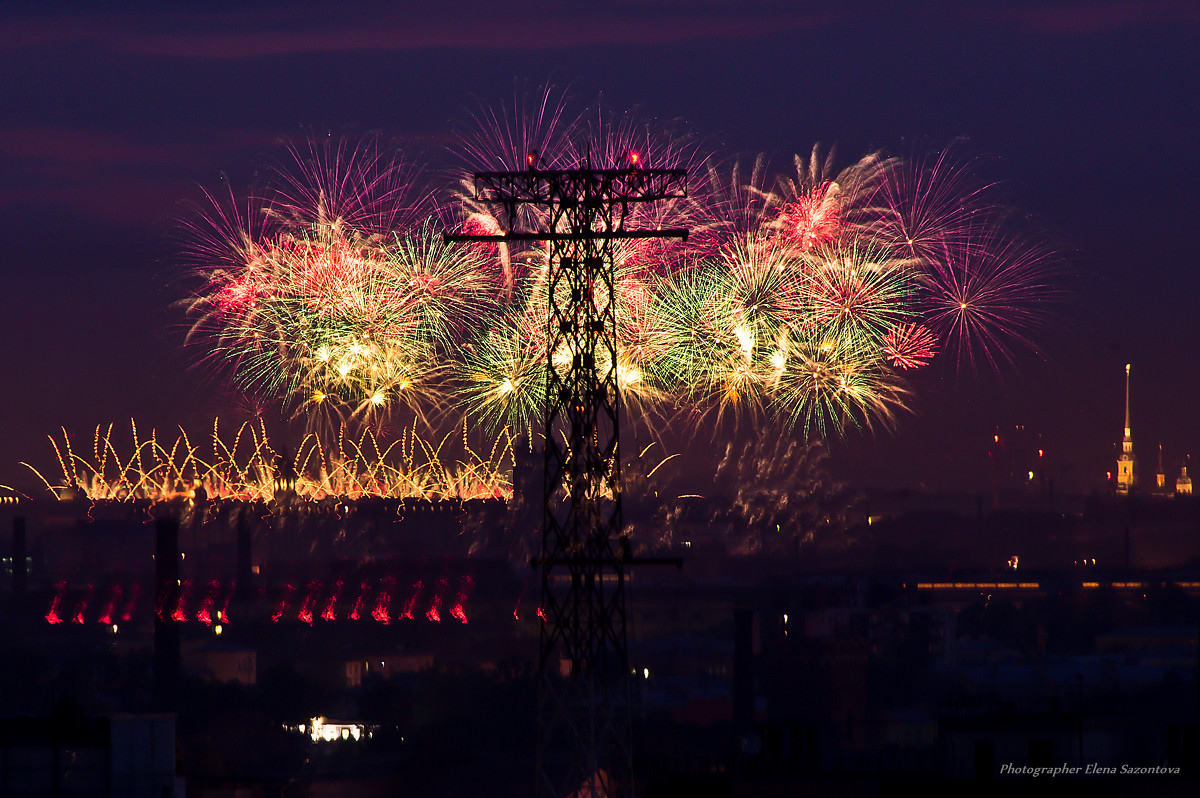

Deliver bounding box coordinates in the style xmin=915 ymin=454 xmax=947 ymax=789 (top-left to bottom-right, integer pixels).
xmin=183 ymin=138 xmax=480 ymax=434
xmin=444 ymin=115 xmax=1054 ymax=435
xmin=883 ymin=323 xmax=939 ymax=369
xmin=23 ymin=419 xmax=512 ymax=503
xmin=372 ymin=577 xmax=395 ymax=624
xmin=173 ymin=107 xmax=1055 ymax=451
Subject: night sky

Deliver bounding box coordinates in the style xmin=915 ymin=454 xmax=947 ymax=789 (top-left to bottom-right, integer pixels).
xmin=2 ymin=1 xmax=1197 ymax=497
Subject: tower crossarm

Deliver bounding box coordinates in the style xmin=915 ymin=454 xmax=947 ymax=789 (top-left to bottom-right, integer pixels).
xmin=471 ymin=167 xmax=687 ymax=206
xmin=446 ymin=228 xmax=688 ymax=243
xmin=445 ymin=167 xmax=688 ymax=243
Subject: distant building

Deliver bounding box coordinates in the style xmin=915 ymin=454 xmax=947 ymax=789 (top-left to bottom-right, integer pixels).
xmin=1116 ymin=364 xmax=1136 ymax=493
xmin=1177 ymin=456 xmax=1193 ymax=495
xmin=344 ymin=654 xmax=434 ymax=688
xmin=184 ymin=641 xmax=257 ymax=686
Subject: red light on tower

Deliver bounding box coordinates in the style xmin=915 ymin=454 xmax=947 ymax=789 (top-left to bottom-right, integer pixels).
xmin=629 ymin=152 xmax=640 ymax=168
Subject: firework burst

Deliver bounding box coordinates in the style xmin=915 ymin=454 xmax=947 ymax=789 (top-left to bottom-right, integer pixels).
xmin=181 ymin=104 xmax=1054 ymax=446
xmin=455 ymin=307 xmax=546 ymax=438
xmin=184 ymin=140 xmax=499 ymax=436
xmin=769 ymin=146 xmax=893 ymax=253
xmin=921 ymin=228 xmax=1055 ymax=370
xmin=883 ymin=323 xmax=939 ymax=370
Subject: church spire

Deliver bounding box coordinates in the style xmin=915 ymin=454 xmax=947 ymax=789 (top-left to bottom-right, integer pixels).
xmin=1124 ymin=363 xmax=1131 ymax=438
xmin=1156 ymin=443 xmax=1166 ymax=490
xmin=1116 ymin=364 xmax=1135 ymax=494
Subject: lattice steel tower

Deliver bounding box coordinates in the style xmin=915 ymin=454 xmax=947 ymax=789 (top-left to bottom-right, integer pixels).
xmin=449 ymin=158 xmax=686 ymax=797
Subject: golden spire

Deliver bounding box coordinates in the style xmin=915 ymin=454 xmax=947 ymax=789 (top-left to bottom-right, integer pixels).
xmin=1123 ymin=363 xmax=1131 ymax=439
xmin=1116 ymin=364 xmax=1136 ymax=493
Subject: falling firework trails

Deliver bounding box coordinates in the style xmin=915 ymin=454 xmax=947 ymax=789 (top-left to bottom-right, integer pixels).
xmin=123 ymin=584 xmax=141 ymax=622
xmin=218 ymin=584 xmax=234 ymax=623
xmin=176 ymin=93 xmax=1055 ymax=444
xmin=321 ymin=579 xmax=344 ymax=622
xmin=46 ymin=581 xmax=67 ymax=624
xmin=196 ymin=581 xmax=218 ymax=626
xmin=372 ymin=576 xmax=396 ymax=624
xmin=425 ymin=578 xmax=446 ymax=623
xmin=298 ymin=581 xmax=320 ymax=625
xmin=73 ymin=586 xmax=93 ymax=625
xmin=45 ymin=582 xmax=139 ymax=627
xmin=400 ymin=580 xmax=422 ymax=621
xmin=99 ymin=586 xmax=122 ymax=626
xmin=178 ymin=582 xmax=198 ymax=623
xmin=350 ymin=579 xmax=369 ymax=620
xmin=450 ymin=575 xmax=474 ymax=624
xmin=272 ymin=584 xmax=295 ymax=623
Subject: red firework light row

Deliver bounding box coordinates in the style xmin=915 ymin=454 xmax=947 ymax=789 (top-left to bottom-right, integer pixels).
xmin=271 ymin=576 xmax=473 ymax=625
xmin=43 ymin=575 xmax=475 ymax=626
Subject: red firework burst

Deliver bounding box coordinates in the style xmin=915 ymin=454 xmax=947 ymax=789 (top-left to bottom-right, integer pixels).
xmin=775 ymin=183 xmax=842 ymax=251
xmin=883 ymin=323 xmax=938 ymax=369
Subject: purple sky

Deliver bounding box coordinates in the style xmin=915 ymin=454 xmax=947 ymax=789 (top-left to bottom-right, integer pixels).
xmin=2 ymin=1 xmax=1197 ymax=496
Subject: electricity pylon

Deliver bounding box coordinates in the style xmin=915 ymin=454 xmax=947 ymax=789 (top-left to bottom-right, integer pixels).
xmin=449 ymin=157 xmax=686 ymax=797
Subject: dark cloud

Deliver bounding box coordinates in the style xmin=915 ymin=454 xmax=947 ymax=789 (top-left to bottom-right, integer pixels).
xmin=5 ymin=1 xmax=1197 ymax=63
xmin=958 ymin=1 xmax=1200 ymax=34
xmin=0 ymin=126 xmax=278 ymax=224
xmin=2 ymin=3 xmax=835 ymax=58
